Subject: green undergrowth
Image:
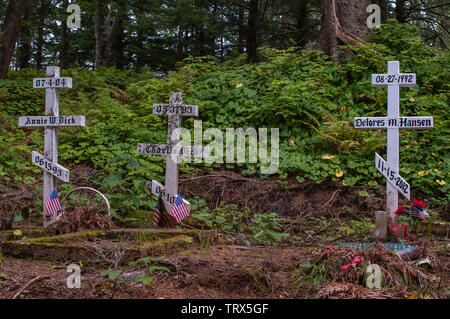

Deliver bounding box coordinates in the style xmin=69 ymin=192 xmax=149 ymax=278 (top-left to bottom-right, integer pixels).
xmin=0 ymin=22 xmax=448 ymax=222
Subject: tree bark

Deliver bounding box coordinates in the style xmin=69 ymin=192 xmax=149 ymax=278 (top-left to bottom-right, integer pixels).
xmin=60 ymin=0 xmax=69 ymax=69
xmin=317 ymin=0 xmax=370 ymax=60
xmin=17 ymin=5 xmax=31 ymax=70
xmin=0 ymin=0 xmax=25 ymax=78
xmin=246 ymin=0 xmax=259 ymax=63
xmin=395 ymin=0 xmax=407 ymax=23
xmin=93 ymin=1 xmax=122 ymax=69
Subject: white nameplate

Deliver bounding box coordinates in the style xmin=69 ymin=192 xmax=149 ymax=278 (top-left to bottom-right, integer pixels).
xmin=354 ymin=117 xmax=433 ymax=130
xmin=33 ymin=77 xmax=72 ymax=89
xmin=153 ymin=104 xmax=199 ymax=116
xmin=146 ymin=180 xmax=190 ymax=208
xmin=19 ymin=116 xmax=85 ymax=127
xmin=375 ymin=152 xmax=410 ymax=200
xmin=137 ymin=144 xmax=208 ymax=158
xmin=372 ymin=74 xmax=416 ymax=87
xmin=32 ymin=151 xmax=70 ymax=183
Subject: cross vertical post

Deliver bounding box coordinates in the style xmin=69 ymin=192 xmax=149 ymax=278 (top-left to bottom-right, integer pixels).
xmin=165 ymin=93 xmax=183 ymax=206
xmin=386 ymin=61 xmax=400 ymax=224
xmin=43 ymin=66 xmax=60 ymax=227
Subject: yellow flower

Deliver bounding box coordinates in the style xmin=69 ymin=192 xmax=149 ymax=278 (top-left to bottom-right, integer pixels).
xmin=434 ymin=169 xmax=440 ymax=174
xmin=436 ymin=180 xmax=446 ymax=186
xmin=409 ymin=97 xmax=415 ymax=102
xmin=236 ymin=83 xmax=243 ymax=88
xmin=418 ymin=171 xmax=425 ymax=176
xmin=336 ymin=171 xmax=344 ymax=178
xmin=322 ymin=154 xmax=335 ymax=160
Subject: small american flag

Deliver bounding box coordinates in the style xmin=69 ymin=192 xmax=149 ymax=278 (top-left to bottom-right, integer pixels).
xmin=170 ymin=193 xmax=190 ymax=224
xmin=45 ymin=189 xmax=61 ymax=216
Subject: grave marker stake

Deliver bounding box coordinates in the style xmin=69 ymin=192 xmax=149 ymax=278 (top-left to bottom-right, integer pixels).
xmin=138 ymin=92 xmax=208 ymax=215
xmin=20 ymin=66 xmax=85 ymax=227
xmin=354 ymin=61 xmax=433 ymax=228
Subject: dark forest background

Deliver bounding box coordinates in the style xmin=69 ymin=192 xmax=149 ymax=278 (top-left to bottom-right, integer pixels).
xmin=0 ymin=0 xmax=449 ymax=77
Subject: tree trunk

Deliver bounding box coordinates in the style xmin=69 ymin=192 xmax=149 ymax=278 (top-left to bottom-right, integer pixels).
xmin=246 ymin=0 xmax=259 ymax=63
xmin=17 ymin=5 xmax=31 ymax=70
xmin=237 ymin=6 xmax=245 ymax=54
xmin=60 ymin=0 xmax=69 ymax=69
xmin=317 ymin=0 xmax=370 ymax=60
xmin=35 ymin=0 xmax=48 ymax=71
xmin=94 ymin=1 xmax=122 ymax=69
xmin=395 ymin=0 xmax=407 ymax=23
xmin=0 ymin=0 xmax=25 ymax=78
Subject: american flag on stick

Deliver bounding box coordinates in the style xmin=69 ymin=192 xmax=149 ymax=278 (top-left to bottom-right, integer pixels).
xmin=45 ymin=189 xmax=61 ymax=216
xmin=170 ymin=193 xmax=190 ymax=224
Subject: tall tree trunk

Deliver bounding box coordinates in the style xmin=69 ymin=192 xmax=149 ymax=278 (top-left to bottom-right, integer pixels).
xmin=237 ymin=6 xmax=245 ymax=54
xmin=94 ymin=1 xmax=122 ymax=69
xmin=35 ymin=0 xmax=47 ymax=71
xmin=247 ymin=0 xmax=259 ymax=63
xmin=395 ymin=0 xmax=407 ymax=23
xmin=17 ymin=5 xmax=31 ymax=69
xmin=317 ymin=0 xmax=370 ymax=60
xmin=60 ymin=0 xmax=69 ymax=69
xmin=0 ymin=0 xmax=25 ymax=78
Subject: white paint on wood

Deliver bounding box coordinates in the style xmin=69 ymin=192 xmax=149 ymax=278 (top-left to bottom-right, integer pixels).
xmin=153 ymin=104 xmax=199 ymax=116
xmin=137 ymin=143 xmax=206 ymax=158
xmin=146 ymin=180 xmax=190 ymax=212
xmin=33 ymin=77 xmax=72 ymax=88
xmin=386 ymin=61 xmax=401 ymax=220
xmin=375 ymin=152 xmax=410 ymax=200
xmin=43 ymin=66 xmax=60 ymax=225
xmin=354 ymin=116 xmax=433 ymax=130
xmin=32 ymin=151 xmax=70 ymax=183
xmin=372 ymin=73 xmax=416 ymax=87
xmin=139 ymin=92 xmax=201 ymax=214
xmin=19 ymin=116 xmax=85 ymax=127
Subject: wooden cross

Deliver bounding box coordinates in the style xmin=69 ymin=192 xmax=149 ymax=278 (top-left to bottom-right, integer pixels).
xmin=137 ymin=92 xmax=207 ymax=213
xmin=19 ymin=66 xmax=85 ymax=227
xmin=354 ymin=61 xmax=433 ymax=222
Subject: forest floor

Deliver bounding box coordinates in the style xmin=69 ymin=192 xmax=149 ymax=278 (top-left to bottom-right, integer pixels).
xmin=0 ymin=170 xmax=448 ymax=299
xmin=0 ymin=235 xmax=448 ymax=299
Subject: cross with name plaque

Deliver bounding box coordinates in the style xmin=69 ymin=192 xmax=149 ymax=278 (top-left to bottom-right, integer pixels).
xmin=19 ymin=66 xmax=85 ymax=227
xmin=354 ymin=61 xmax=433 ymax=222
xmin=137 ymin=92 xmax=208 ymax=215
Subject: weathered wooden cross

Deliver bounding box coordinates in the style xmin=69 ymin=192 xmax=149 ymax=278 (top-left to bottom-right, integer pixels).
xmin=19 ymin=66 xmax=85 ymax=227
xmin=354 ymin=61 xmax=433 ymax=222
xmin=137 ymin=92 xmax=208 ymax=214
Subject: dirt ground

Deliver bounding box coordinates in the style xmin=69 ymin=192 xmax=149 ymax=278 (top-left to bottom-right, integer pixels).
xmin=0 ymin=242 xmax=305 ymax=299
xmin=0 ymin=169 xmax=448 ymax=299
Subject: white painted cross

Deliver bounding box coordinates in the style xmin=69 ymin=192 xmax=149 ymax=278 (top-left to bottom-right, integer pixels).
xmin=354 ymin=61 xmax=433 ymax=222
xmin=138 ymin=92 xmax=208 ymax=214
xmin=20 ymin=66 xmax=85 ymax=227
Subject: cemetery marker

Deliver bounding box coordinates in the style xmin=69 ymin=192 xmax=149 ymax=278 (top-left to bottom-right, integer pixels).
xmin=138 ymin=92 xmax=209 ymax=214
xmin=354 ymin=61 xmax=433 ymax=224
xmin=21 ymin=66 xmax=85 ymax=227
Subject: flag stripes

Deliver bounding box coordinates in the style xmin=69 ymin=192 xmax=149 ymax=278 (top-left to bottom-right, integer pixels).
xmin=45 ymin=189 xmax=61 ymax=216
xmin=170 ymin=193 xmax=190 ymax=223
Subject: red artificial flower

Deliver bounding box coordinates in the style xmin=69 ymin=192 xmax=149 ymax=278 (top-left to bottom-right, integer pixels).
xmin=394 ymin=206 xmax=405 ymax=214
xmin=412 ymin=200 xmax=426 ymax=208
